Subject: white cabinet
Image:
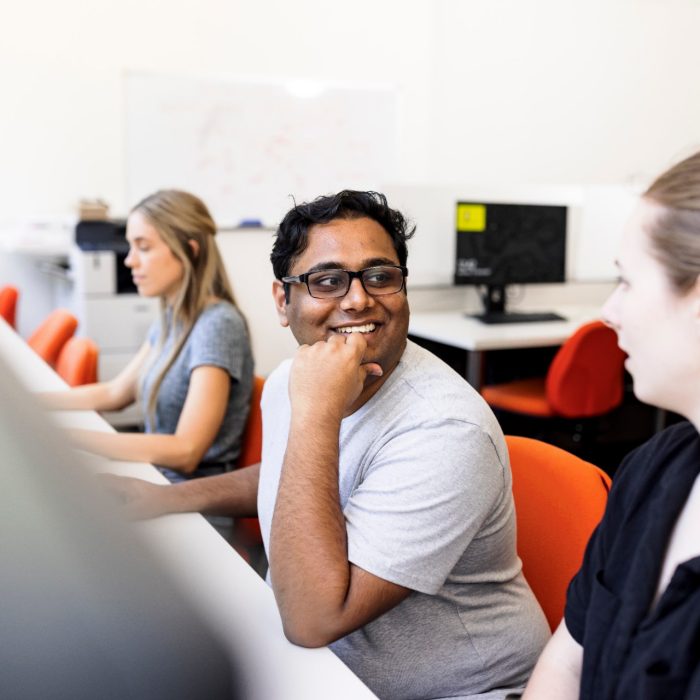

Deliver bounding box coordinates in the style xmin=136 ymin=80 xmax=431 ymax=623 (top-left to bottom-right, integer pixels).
xmin=83 ymin=297 xmax=157 ymax=351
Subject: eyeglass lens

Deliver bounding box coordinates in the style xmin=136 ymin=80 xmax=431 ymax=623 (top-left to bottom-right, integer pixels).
xmin=307 ymin=266 xmax=404 ymax=298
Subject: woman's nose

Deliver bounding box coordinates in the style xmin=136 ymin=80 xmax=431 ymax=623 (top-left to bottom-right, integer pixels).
xmin=600 ymin=289 xmax=620 ymax=331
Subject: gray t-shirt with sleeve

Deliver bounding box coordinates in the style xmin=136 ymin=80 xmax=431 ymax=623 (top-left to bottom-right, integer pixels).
xmin=140 ymin=301 xmax=254 ymax=481
xmin=257 ymin=340 xmax=550 ymax=700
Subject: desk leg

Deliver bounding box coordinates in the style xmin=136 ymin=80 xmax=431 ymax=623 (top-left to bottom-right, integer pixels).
xmin=467 ymin=350 xmax=484 ymax=392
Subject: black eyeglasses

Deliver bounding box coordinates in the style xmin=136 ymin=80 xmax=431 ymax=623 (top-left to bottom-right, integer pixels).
xmin=282 ymin=265 xmax=408 ymax=299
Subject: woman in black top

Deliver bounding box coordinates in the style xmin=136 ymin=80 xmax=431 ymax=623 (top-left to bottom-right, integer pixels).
xmin=524 ymin=150 xmax=700 ymax=699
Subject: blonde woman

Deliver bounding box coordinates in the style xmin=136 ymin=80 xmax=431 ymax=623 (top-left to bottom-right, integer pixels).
xmin=44 ymin=190 xmax=254 ymax=495
xmin=523 ymin=151 xmax=700 ymax=699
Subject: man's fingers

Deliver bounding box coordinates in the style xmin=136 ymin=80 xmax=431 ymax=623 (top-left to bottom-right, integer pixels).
xmin=361 ymin=362 xmax=383 ymax=378
xmin=342 ymin=332 xmax=369 ymax=357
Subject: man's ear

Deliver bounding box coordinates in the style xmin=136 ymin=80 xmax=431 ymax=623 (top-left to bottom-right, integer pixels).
xmin=272 ymin=280 xmax=290 ymax=328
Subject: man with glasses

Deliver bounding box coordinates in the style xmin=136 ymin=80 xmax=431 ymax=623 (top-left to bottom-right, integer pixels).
xmin=107 ymin=190 xmax=550 ymax=700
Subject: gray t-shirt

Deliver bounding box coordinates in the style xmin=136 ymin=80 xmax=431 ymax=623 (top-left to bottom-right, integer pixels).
xmin=258 ymin=341 xmax=550 ymax=700
xmin=141 ymin=301 xmax=254 ymax=481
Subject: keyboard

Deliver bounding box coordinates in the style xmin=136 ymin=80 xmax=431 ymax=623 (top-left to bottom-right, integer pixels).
xmin=470 ymin=311 xmax=567 ymax=325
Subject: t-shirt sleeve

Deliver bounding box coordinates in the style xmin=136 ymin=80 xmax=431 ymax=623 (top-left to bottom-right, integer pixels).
xmin=344 ymin=420 xmax=507 ymax=595
xmin=187 ymin=306 xmax=248 ymax=382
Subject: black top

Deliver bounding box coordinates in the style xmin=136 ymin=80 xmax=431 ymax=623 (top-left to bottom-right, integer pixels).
xmin=565 ymin=421 xmax=700 ymax=699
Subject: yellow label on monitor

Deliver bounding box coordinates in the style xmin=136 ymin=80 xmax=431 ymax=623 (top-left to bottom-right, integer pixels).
xmin=456 ymin=203 xmax=487 ymax=232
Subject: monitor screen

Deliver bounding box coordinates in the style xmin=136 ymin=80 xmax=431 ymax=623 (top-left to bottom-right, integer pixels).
xmin=454 ymin=202 xmax=567 ymax=286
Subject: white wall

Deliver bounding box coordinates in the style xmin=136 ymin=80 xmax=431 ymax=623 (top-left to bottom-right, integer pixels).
xmin=3 ymin=0 xmax=700 ymax=363
xmin=0 ymin=0 xmax=434 ymax=220
xmin=217 ymin=228 xmax=298 ymax=375
xmin=427 ymin=0 xmax=700 ymax=186
xmin=3 ymin=0 xmax=700 ymax=222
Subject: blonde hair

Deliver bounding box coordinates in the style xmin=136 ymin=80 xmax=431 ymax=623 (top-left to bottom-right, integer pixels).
xmin=644 ymin=150 xmax=700 ymax=294
xmin=132 ymin=189 xmax=244 ymax=421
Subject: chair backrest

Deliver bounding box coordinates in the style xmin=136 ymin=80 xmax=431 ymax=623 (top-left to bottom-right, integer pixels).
xmin=55 ymin=337 xmax=99 ymax=387
xmin=234 ymin=375 xmax=265 ymax=551
xmin=545 ymin=320 xmax=626 ymax=418
xmin=0 ymin=285 xmax=19 ymax=329
xmin=238 ymin=375 xmax=265 ymax=468
xmin=506 ymin=435 xmax=611 ymax=631
xmin=27 ymin=309 xmax=78 ymax=367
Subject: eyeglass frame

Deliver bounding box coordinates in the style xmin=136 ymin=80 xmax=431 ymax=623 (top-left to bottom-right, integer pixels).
xmin=281 ymin=264 xmax=409 ymax=299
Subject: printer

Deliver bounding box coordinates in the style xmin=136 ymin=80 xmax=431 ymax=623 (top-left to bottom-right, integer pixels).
xmin=74 ymin=219 xmax=137 ymax=296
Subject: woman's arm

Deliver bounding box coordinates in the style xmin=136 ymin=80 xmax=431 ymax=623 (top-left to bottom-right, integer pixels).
xmin=522 ymin=621 xmax=583 ymax=699
xmin=40 ymin=341 xmax=151 ymax=412
xmin=69 ymin=364 xmax=231 ymax=474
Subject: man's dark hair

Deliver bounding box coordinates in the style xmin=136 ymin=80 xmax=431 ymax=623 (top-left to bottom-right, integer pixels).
xmin=270 ymin=190 xmax=415 ymax=280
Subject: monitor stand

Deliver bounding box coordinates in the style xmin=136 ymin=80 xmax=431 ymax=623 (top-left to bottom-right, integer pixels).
xmin=467 ymin=285 xmax=566 ymax=325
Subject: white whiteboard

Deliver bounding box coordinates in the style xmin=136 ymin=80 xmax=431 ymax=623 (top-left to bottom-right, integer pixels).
xmin=125 ymin=72 xmax=397 ymax=228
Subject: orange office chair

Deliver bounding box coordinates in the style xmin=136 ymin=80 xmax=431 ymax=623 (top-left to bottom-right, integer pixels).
xmin=0 ymin=285 xmax=19 ymax=329
xmin=27 ymin=309 xmax=79 ymax=367
xmin=507 ymin=435 xmax=611 ymax=631
xmin=238 ymin=375 xmax=265 ymax=470
xmin=55 ymin=337 xmax=99 ymax=386
xmin=482 ymin=320 xmax=626 ymax=419
xmin=232 ymin=375 xmax=265 ymax=560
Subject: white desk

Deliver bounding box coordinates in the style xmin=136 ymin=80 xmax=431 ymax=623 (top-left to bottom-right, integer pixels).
xmin=409 ymin=305 xmax=602 ymax=389
xmin=0 ymin=319 xmax=376 ymax=700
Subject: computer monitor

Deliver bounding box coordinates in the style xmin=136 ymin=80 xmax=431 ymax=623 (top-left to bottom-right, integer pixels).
xmin=454 ymin=201 xmax=567 ymax=324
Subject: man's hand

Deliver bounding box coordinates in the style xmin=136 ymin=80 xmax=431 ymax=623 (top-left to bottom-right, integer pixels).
xmin=99 ymin=474 xmax=175 ymax=520
xmin=289 ymin=334 xmax=383 ymax=419
xmin=99 ymin=466 xmax=260 ymax=521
